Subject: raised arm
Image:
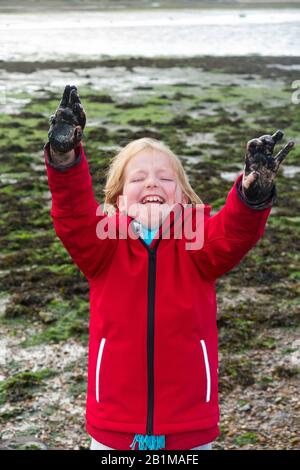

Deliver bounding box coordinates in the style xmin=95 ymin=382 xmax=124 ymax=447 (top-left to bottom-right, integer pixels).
xmin=45 ymin=85 xmax=118 ymax=281
xmin=189 ymin=130 xmax=295 ymax=282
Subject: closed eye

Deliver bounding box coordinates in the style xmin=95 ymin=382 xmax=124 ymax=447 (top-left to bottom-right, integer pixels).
xmin=131 ymin=177 xmax=173 ymax=182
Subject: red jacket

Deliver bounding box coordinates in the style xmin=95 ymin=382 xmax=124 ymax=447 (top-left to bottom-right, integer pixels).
xmin=45 ymin=143 xmax=272 ymax=448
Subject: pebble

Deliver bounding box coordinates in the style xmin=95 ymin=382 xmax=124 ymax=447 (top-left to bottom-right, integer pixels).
xmin=240 ymin=404 xmax=252 ymax=412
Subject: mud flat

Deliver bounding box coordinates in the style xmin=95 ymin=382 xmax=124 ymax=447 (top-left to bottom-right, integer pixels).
xmin=0 ymin=54 xmax=299 ymax=449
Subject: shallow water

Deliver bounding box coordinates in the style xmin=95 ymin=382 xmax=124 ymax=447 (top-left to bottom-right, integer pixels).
xmin=1 ymin=8 xmax=300 ymax=61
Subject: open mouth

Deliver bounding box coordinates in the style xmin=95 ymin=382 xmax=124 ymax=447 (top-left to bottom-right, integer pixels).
xmin=140 ymin=196 xmax=165 ymax=205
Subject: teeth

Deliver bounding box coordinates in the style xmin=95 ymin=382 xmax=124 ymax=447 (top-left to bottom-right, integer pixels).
xmin=142 ymin=196 xmax=164 ymax=204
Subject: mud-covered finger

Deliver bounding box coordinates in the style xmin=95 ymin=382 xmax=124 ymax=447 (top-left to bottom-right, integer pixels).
xmin=74 ymin=102 xmax=86 ymax=128
xmin=69 ymin=87 xmax=80 ymax=106
xmin=247 ymin=138 xmax=263 ymax=152
xmin=73 ymin=102 xmax=84 ymax=115
xmin=49 ymin=114 xmax=56 ymax=125
xmin=74 ymin=125 xmax=83 ymax=143
xmin=271 ymin=130 xmax=284 ymax=144
xmin=59 ymin=85 xmax=72 ymax=107
xmin=274 ymin=141 xmax=295 ymax=170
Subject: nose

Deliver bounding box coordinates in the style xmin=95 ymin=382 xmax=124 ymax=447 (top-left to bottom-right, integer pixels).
xmin=145 ymin=174 xmax=159 ymax=188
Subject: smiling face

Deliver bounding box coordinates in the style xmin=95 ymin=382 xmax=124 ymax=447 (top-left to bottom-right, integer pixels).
xmin=117 ymin=148 xmax=188 ymax=228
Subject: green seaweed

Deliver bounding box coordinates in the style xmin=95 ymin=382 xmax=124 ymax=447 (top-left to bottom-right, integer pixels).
xmin=0 ymin=369 xmax=56 ymax=405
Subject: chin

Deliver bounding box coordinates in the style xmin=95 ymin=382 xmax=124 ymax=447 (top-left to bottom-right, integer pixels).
xmin=130 ymin=202 xmax=173 ymax=229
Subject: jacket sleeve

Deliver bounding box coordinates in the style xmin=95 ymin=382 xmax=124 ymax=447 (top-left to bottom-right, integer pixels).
xmin=45 ymin=142 xmax=117 ymax=281
xmin=189 ymin=173 xmax=273 ymax=282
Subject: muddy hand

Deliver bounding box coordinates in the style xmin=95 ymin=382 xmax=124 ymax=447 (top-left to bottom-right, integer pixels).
xmin=48 ymin=85 xmax=86 ymax=154
xmin=242 ymin=130 xmax=295 ymax=203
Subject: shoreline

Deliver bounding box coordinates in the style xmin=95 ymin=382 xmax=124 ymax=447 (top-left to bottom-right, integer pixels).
xmin=1 ymin=55 xmax=300 ymax=78
xmin=1 ymin=1 xmax=300 ymax=13
xmin=1 ymin=55 xmax=300 ymax=68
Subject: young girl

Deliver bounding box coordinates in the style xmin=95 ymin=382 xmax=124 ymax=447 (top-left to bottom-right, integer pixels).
xmin=45 ymin=85 xmax=294 ymax=451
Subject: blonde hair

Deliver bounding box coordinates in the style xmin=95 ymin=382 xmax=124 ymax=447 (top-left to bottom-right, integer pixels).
xmin=103 ymin=137 xmax=203 ymax=214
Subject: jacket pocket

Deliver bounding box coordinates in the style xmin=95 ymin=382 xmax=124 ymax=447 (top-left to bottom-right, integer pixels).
xmin=200 ymin=339 xmax=211 ymax=403
xmin=96 ymin=337 xmax=106 ymax=403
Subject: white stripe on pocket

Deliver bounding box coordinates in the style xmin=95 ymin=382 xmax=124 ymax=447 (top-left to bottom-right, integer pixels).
xmin=96 ymin=338 xmax=106 ymax=403
xmin=200 ymin=339 xmax=211 ymax=403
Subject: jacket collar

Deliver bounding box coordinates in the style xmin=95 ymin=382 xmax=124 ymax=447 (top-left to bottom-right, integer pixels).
xmin=114 ymin=203 xmax=211 ymax=246
xmin=116 ymin=203 xmax=187 ymax=247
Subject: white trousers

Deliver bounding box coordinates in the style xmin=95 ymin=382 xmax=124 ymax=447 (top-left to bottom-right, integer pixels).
xmin=90 ymin=438 xmax=212 ymax=450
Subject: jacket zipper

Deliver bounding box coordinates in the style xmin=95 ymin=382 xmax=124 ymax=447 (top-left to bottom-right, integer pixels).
xmin=96 ymin=337 xmax=106 ymax=403
xmin=200 ymin=339 xmax=211 ymax=402
xmin=146 ymin=248 xmax=156 ymax=434
xmin=137 ymin=234 xmax=160 ymax=435
xmin=135 ymin=218 xmax=176 ymax=435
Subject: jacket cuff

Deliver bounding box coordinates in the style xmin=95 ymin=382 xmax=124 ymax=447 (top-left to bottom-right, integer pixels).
xmin=44 ymin=142 xmax=82 ymax=171
xmin=236 ymin=178 xmax=276 ymax=210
